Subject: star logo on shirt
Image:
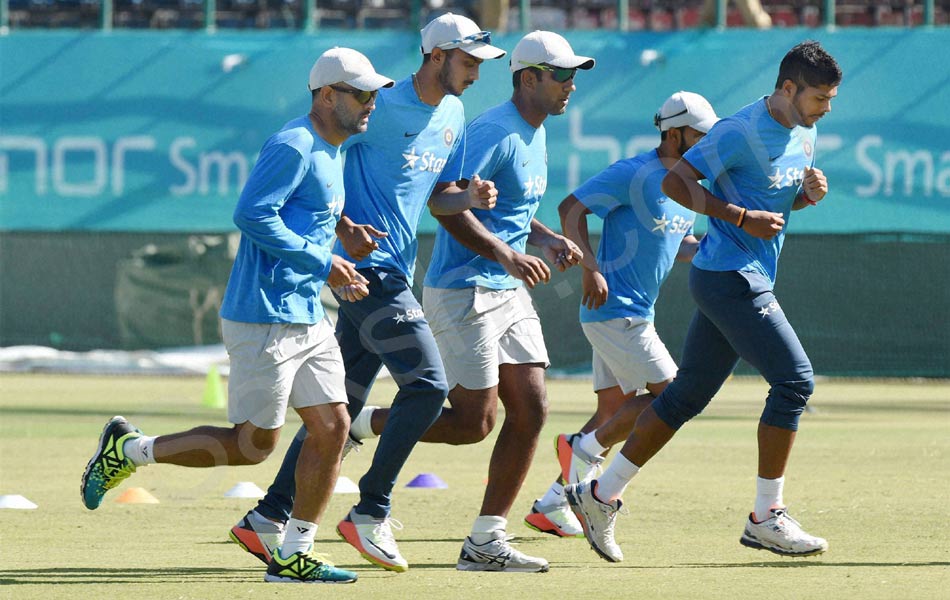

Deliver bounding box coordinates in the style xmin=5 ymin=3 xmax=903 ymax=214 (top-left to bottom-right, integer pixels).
xmin=768 ymin=168 xmax=784 ymax=189
xmin=652 ymin=214 xmax=670 ymax=233
xmin=402 ymin=147 xmax=421 ymax=170
xmin=759 ymin=306 xmax=771 ymax=317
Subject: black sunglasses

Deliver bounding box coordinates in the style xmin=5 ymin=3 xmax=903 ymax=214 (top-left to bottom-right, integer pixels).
xmin=518 ymin=61 xmax=577 ymax=83
xmin=330 ymin=85 xmax=377 ymax=105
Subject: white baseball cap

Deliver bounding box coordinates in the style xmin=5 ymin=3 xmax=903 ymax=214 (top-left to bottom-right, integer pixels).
xmin=654 ymin=91 xmax=719 ymax=133
xmin=308 ymin=47 xmax=394 ymax=92
xmin=420 ymin=13 xmax=506 ymax=60
xmin=509 ymin=31 xmax=595 ymax=73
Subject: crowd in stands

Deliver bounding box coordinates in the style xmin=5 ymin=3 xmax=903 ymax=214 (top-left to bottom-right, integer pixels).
xmin=8 ymin=0 xmax=948 ymax=30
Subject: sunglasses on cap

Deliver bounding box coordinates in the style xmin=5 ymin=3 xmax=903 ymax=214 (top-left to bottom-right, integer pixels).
xmin=518 ymin=61 xmax=577 ymax=83
xmin=653 ymin=107 xmax=689 ymax=129
xmin=436 ymin=30 xmax=492 ymax=50
xmin=330 ymin=85 xmax=377 ymax=105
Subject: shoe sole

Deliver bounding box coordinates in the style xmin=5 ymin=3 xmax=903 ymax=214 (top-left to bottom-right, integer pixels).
xmin=739 ymin=533 xmax=828 ymax=557
xmin=80 ymin=415 xmax=125 ymax=510
xmin=554 ymin=434 xmax=572 ymax=483
xmin=564 ymin=487 xmax=623 ymax=563
xmin=456 ymin=560 xmax=550 ymax=573
xmin=336 ymin=520 xmax=408 ymax=573
xmin=264 ymin=573 xmax=357 ymax=584
xmin=229 ymin=527 xmax=272 ymax=565
xmin=523 ymin=513 xmax=584 ymax=538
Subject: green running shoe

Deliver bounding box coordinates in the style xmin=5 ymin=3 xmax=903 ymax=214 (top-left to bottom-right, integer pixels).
xmin=265 ymin=547 xmax=357 ymax=584
xmin=80 ymin=416 xmax=142 ymax=510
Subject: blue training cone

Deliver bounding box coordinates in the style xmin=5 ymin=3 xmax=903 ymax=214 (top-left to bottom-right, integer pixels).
xmin=405 ymin=473 xmax=448 ymax=489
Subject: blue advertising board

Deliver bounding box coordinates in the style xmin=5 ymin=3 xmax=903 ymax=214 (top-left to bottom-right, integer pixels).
xmin=1 ymin=29 xmax=948 ymax=233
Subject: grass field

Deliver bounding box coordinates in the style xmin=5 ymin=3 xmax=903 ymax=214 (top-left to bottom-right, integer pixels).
xmin=1 ymin=374 xmax=947 ymax=599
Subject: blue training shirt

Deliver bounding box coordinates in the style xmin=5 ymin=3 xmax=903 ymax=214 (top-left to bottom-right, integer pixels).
xmin=333 ymin=76 xmax=466 ymax=285
xmin=574 ymin=149 xmax=694 ymax=323
xmin=220 ymin=115 xmax=344 ymax=324
xmin=684 ymin=97 xmax=817 ymax=283
xmin=425 ymin=100 xmax=547 ymax=290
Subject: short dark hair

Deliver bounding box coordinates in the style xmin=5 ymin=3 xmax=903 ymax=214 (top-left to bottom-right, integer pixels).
xmin=512 ymin=67 xmax=541 ymax=90
xmin=775 ymin=40 xmax=842 ymax=90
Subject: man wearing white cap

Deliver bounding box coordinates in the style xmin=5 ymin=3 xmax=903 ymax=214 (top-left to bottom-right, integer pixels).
xmin=352 ymin=31 xmax=592 ymax=572
xmin=526 ymin=91 xmax=717 ymax=559
xmin=229 ymin=13 xmax=507 ymax=574
xmin=567 ymin=41 xmax=841 ymax=563
xmin=81 ymin=48 xmax=394 ymax=584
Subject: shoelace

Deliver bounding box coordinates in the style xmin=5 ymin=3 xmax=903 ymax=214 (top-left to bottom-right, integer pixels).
xmin=372 ymin=517 xmax=404 ymax=546
xmin=342 ymin=436 xmax=362 ymax=460
xmin=305 ymin=550 xmax=335 ymax=565
xmin=771 ymin=510 xmax=815 ymax=541
xmin=103 ymin=462 xmax=136 ymax=490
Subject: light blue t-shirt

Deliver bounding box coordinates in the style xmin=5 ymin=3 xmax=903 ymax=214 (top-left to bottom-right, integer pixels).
xmin=575 ymin=149 xmax=695 ymax=323
xmin=220 ymin=115 xmax=344 ymax=324
xmin=685 ymin=97 xmax=817 ymax=283
xmin=333 ymin=77 xmax=466 ymax=285
xmin=425 ymin=100 xmax=547 ymax=290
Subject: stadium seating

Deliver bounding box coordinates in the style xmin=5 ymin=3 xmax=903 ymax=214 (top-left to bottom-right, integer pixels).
xmin=5 ymin=1 xmax=949 ymax=34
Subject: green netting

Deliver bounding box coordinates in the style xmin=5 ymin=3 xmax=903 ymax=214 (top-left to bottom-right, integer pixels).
xmin=1 ymin=232 xmax=947 ymax=377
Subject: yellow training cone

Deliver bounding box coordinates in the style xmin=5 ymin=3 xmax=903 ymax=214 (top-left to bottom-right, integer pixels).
xmin=114 ymin=487 xmax=159 ymax=504
xmin=203 ymin=365 xmax=226 ymax=409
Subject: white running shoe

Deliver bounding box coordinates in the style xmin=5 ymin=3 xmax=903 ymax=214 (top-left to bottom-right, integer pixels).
xmin=564 ymin=480 xmax=624 ymax=563
xmin=740 ymin=508 xmax=828 ymax=557
xmin=456 ymin=530 xmax=550 ymax=572
xmin=341 ymin=433 xmax=362 ymax=462
xmin=336 ymin=507 xmax=408 ymax=572
xmin=555 ymin=433 xmax=603 ymax=484
xmin=523 ymin=499 xmax=583 ymax=538
xmin=229 ymin=511 xmax=285 ymax=565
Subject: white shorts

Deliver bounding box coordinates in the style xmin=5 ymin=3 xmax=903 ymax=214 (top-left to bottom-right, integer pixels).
xmin=422 ymin=286 xmax=549 ymax=391
xmin=221 ymin=317 xmax=347 ymax=430
xmin=582 ymin=317 xmax=677 ymax=395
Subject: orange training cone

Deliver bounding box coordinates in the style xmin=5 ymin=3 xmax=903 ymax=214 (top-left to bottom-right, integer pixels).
xmin=114 ymin=487 xmax=159 ymax=504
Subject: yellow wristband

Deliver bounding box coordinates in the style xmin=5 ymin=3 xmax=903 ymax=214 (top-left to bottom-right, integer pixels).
xmin=736 ymin=207 xmax=747 ymax=228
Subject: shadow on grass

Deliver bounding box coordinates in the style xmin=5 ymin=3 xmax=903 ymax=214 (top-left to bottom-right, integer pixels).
xmin=0 ymin=566 xmax=262 ymax=585
xmin=661 ymin=561 xmax=950 ymax=569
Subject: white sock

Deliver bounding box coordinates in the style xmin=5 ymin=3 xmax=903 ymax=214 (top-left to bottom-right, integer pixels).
xmin=753 ymin=476 xmax=785 ymax=522
xmin=579 ymin=430 xmax=607 ymax=458
xmin=470 ymin=515 xmax=506 ymax=545
xmin=595 ymin=454 xmax=640 ymax=502
xmin=538 ymin=479 xmax=565 ymax=508
xmin=280 ymin=518 xmax=318 ymax=558
xmin=123 ymin=435 xmax=156 ymax=466
xmin=350 ymin=405 xmax=380 ymax=440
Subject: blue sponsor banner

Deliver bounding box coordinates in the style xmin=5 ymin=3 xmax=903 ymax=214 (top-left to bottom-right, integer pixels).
xmin=1 ymin=29 xmax=948 ymax=232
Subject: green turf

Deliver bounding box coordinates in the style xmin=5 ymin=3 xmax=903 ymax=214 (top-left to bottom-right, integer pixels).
xmin=1 ymin=374 xmax=947 ymax=599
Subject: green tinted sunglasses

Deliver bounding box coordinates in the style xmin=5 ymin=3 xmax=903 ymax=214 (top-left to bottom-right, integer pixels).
xmin=518 ymin=61 xmax=577 ymax=83
xmin=330 ymin=85 xmax=377 ymax=105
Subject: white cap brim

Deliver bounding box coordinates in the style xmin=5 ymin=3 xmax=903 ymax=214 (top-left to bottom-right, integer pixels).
xmin=547 ymin=55 xmax=595 ymax=70
xmin=346 ymin=72 xmax=395 ymax=91
xmin=458 ymin=42 xmax=507 ymax=60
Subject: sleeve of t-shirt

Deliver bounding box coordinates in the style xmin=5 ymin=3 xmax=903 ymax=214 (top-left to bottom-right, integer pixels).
xmin=232 ymin=141 xmax=333 ymax=280
xmin=682 ymin=118 xmax=749 ymax=183
xmin=573 ymin=159 xmax=635 ymax=219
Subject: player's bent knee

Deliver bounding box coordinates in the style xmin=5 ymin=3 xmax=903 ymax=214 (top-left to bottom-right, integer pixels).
xmin=652 ymin=386 xmax=710 ymax=430
xmin=761 ymin=378 xmax=814 ymax=430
